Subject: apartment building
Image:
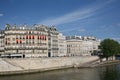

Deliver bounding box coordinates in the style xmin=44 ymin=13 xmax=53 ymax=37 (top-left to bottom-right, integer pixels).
xmin=0 ymin=30 xmax=4 ymax=55
xmin=47 ymin=26 xmax=59 ymax=57
xmin=58 ymin=33 xmax=67 ymax=56
xmin=1 ymin=24 xmax=48 ymax=58
xmin=0 ymin=24 xmax=100 ymax=58
xmin=66 ymin=35 xmax=100 ymax=56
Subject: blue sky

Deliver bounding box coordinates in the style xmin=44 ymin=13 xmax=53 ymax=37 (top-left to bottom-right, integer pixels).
xmin=0 ymin=0 xmax=120 ymax=42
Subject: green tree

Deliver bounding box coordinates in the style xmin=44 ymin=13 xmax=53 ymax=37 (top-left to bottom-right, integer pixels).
xmin=100 ymin=39 xmax=120 ymax=60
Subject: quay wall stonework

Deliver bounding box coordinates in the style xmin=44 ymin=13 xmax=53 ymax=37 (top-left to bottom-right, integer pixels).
xmin=0 ymin=56 xmax=99 ymax=75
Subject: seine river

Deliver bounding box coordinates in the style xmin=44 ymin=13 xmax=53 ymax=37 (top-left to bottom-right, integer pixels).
xmin=0 ymin=64 xmax=120 ymax=80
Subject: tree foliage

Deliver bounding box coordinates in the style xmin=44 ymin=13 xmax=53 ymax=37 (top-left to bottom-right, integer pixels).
xmin=100 ymin=39 xmax=120 ymax=59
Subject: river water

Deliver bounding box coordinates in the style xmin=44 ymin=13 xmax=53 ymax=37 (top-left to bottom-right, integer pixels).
xmin=0 ymin=64 xmax=120 ymax=80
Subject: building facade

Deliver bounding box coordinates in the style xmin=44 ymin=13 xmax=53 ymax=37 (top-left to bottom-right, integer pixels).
xmin=0 ymin=24 xmax=61 ymax=58
xmin=0 ymin=30 xmax=4 ymax=55
xmin=66 ymin=35 xmax=100 ymax=56
xmin=1 ymin=24 xmax=48 ymax=58
xmin=47 ymin=26 xmax=59 ymax=57
xmin=58 ymin=33 xmax=67 ymax=57
xmin=0 ymin=24 xmax=100 ymax=58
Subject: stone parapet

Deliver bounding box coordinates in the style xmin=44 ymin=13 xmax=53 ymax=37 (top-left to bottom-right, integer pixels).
xmin=0 ymin=56 xmax=99 ymax=75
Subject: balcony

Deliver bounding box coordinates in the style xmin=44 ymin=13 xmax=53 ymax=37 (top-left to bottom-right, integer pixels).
xmin=4 ymin=46 xmax=47 ymax=50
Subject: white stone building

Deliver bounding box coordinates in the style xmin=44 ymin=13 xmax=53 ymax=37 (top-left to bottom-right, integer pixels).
xmin=0 ymin=30 xmax=4 ymax=55
xmin=66 ymin=35 xmax=100 ymax=56
xmin=0 ymin=24 xmax=101 ymax=58
xmin=47 ymin=26 xmax=59 ymax=57
xmin=58 ymin=33 xmax=67 ymax=56
xmin=0 ymin=24 xmax=60 ymax=58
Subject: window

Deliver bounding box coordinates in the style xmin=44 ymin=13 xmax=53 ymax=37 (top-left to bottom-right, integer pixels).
xmin=40 ymin=35 xmax=42 ymax=39
xmin=32 ymin=41 xmax=34 ymax=44
xmin=29 ymin=31 xmax=31 ymax=34
xmin=26 ymin=41 xmax=28 ymax=45
xmin=16 ymin=36 xmax=18 ymax=39
xmin=12 ymin=38 xmax=15 ymax=41
xmin=7 ymin=38 xmax=10 ymax=41
xmin=20 ymin=36 xmax=22 ymax=39
xmin=38 ymin=36 xmax=39 ymax=39
xmin=5 ymin=41 xmax=7 ymax=45
xmin=23 ymin=36 xmax=25 ymax=39
xmin=26 ymin=35 xmax=28 ymax=39
xmin=44 ymin=36 xmax=46 ymax=40
xmin=48 ymin=38 xmax=51 ymax=40
xmin=13 ymin=43 xmax=15 ymax=45
xmin=16 ymin=39 xmax=18 ymax=44
xmin=41 ymin=35 xmax=43 ymax=40
xmin=20 ymin=40 xmax=22 ymax=44
xmin=32 ymin=35 xmax=34 ymax=39
xmin=29 ymin=36 xmax=31 ymax=39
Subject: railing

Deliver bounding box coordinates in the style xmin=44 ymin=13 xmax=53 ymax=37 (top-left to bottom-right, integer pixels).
xmin=4 ymin=46 xmax=47 ymax=50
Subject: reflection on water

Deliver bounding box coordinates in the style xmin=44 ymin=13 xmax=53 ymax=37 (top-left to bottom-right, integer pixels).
xmin=98 ymin=64 xmax=120 ymax=80
xmin=0 ymin=64 xmax=120 ymax=80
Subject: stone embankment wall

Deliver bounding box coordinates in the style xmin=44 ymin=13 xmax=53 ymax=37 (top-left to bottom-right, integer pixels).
xmin=0 ymin=56 xmax=99 ymax=75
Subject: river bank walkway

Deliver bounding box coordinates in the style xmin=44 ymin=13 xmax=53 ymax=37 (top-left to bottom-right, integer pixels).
xmin=76 ymin=60 xmax=120 ymax=68
xmin=95 ymin=60 xmax=120 ymax=67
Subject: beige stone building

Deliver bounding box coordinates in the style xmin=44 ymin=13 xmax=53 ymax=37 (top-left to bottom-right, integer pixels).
xmin=1 ymin=24 xmax=48 ymax=58
xmin=0 ymin=24 xmax=60 ymax=58
xmin=0 ymin=24 xmax=100 ymax=58
xmin=66 ymin=35 xmax=100 ymax=56
xmin=58 ymin=33 xmax=67 ymax=56
xmin=47 ymin=26 xmax=59 ymax=57
xmin=0 ymin=30 xmax=4 ymax=55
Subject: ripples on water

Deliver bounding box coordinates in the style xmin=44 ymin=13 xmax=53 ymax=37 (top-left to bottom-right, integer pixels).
xmin=98 ymin=64 xmax=120 ymax=80
xmin=0 ymin=64 xmax=120 ymax=80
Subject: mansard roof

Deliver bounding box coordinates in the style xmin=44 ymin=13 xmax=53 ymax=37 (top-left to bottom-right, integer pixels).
xmin=5 ymin=24 xmax=48 ymax=31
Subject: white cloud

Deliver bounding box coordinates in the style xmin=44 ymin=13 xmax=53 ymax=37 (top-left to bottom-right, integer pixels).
xmin=111 ymin=38 xmax=120 ymax=42
xmin=59 ymin=27 xmax=86 ymax=33
xmin=39 ymin=0 xmax=114 ymax=26
xmin=40 ymin=8 xmax=96 ymax=26
xmin=0 ymin=13 xmax=3 ymax=16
